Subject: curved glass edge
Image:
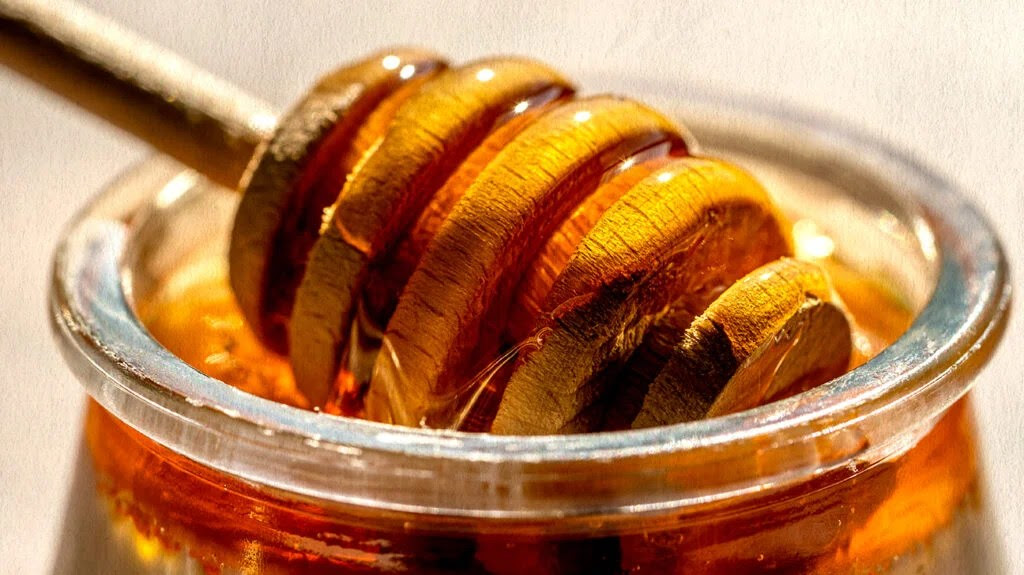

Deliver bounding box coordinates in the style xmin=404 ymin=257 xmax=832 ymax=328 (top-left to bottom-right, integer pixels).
xmin=49 ymin=91 xmax=1012 ymax=519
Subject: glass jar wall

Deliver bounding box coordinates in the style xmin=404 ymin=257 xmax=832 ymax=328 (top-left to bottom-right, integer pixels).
xmin=50 ymin=92 xmax=1010 ymax=574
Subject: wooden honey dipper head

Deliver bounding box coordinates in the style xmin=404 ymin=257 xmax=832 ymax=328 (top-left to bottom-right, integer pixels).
xmin=225 ymin=51 xmax=853 ymax=432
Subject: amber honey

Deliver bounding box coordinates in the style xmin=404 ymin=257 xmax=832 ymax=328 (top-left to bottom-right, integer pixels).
xmin=84 ymin=395 xmax=984 ymax=574
xmin=67 ymin=251 xmax=992 ymax=574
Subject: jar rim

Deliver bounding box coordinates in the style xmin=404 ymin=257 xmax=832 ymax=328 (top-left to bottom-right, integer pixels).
xmin=50 ymin=86 xmax=1011 ymax=519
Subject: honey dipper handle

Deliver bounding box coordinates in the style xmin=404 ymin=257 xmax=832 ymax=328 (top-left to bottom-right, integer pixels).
xmin=0 ymin=0 xmax=276 ymax=189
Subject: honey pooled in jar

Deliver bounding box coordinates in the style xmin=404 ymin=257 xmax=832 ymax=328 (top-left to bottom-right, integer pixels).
xmin=139 ymin=255 xmax=310 ymax=411
xmin=139 ymin=243 xmax=911 ymax=423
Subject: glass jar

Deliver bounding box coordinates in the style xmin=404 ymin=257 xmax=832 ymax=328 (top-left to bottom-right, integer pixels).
xmin=49 ymin=88 xmax=1011 ymax=574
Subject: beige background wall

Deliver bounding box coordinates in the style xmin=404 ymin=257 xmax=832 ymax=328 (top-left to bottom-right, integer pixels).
xmin=1 ymin=1 xmax=1021 ymax=572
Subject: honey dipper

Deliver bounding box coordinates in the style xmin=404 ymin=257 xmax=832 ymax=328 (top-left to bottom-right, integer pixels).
xmin=2 ymin=0 xmax=854 ymax=434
